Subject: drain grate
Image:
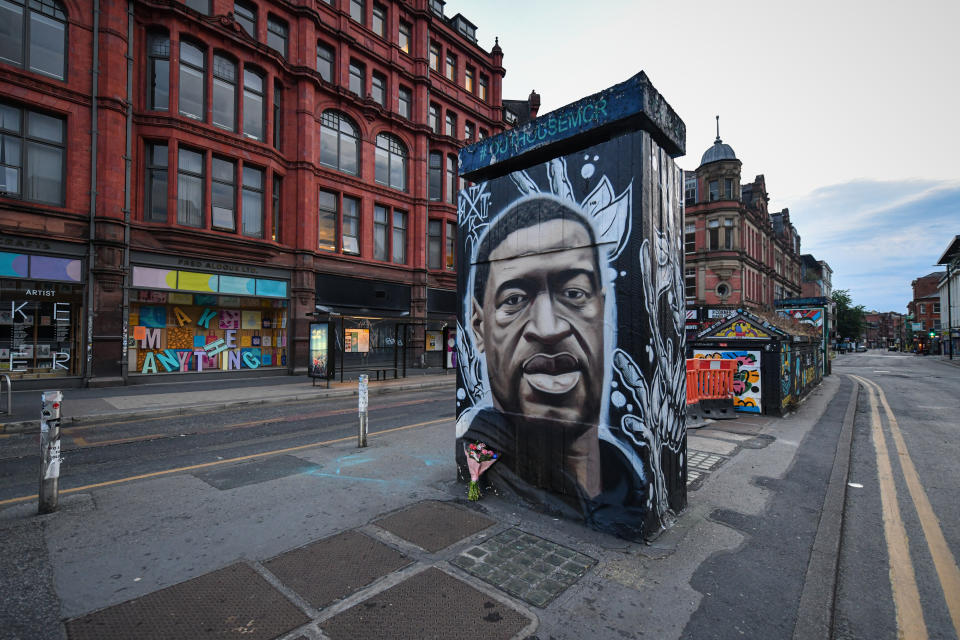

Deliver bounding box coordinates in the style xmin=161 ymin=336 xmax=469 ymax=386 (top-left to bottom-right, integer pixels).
xmin=374 ymin=501 xmax=495 ymax=552
xmin=321 ymin=567 xmax=531 ymax=640
xmin=688 ymin=450 xmax=724 ymax=472
xmin=65 ymin=563 xmax=309 ymax=640
xmin=264 ymin=529 xmax=412 ymax=610
xmin=451 ymin=528 xmax=594 ymax=608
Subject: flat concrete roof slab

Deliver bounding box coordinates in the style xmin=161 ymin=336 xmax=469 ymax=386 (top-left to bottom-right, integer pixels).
xmin=320 ymin=567 xmax=533 ymax=640
xmin=264 ymin=529 xmax=412 ymax=610
xmin=374 ymin=501 xmax=495 ymax=552
xmin=65 ymin=562 xmax=308 ymax=640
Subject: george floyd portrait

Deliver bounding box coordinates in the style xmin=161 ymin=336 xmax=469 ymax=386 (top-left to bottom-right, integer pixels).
xmin=456 ymin=134 xmax=688 ymax=540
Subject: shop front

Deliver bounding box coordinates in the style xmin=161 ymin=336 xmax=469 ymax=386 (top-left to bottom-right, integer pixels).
xmin=128 ymin=256 xmax=290 ymax=378
xmin=0 ymin=241 xmax=85 ymax=381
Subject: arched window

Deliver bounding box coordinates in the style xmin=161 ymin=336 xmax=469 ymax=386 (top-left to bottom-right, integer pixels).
xmin=319 ymin=110 xmax=358 ymax=175
xmin=374 ymin=134 xmax=406 ymax=191
xmin=0 ymin=0 xmax=68 ymax=80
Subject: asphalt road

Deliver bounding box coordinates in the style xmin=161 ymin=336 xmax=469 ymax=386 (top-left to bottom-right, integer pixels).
xmin=0 ymin=388 xmax=455 ymax=505
xmin=832 ymin=351 xmax=960 ymax=640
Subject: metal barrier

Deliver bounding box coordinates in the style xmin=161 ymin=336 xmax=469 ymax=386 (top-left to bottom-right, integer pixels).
xmin=0 ymin=373 xmax=10 ymax=414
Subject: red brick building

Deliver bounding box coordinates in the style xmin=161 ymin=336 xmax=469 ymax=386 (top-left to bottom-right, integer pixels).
xmin=0 ymin=0 xmax=519 ymax=386
xmin=864 ymin=311 xmax=903 ymax=349
xmin=908 ymin=271 xmax=944 ymax=352
xmin=683 ymin=132 xmax=802 ymax=328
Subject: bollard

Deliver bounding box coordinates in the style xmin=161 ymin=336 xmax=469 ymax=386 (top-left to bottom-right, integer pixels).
xmin=357 ymin=374 xmax=368 ymax=448
xmin=38 ymin=390 xmax=63 ymax=514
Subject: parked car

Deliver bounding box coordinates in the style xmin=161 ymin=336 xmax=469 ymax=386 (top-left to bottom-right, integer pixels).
xmin=856 ymin=345 xmax=867 ymax=352
xmin=888 ymin=345 xmax=898 ymax=351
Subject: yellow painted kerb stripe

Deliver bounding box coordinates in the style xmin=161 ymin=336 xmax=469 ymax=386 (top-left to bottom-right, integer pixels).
xmin=0 ymin=416 xmax=452 ymax=507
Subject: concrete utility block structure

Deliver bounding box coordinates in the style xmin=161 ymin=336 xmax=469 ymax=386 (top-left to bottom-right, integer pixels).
xmin=455 ymin=72 xmax=687 ymax=540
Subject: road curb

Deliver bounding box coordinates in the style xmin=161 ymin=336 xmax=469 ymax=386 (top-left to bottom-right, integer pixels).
xmin=0 ymin=378 xmax=455 ymax=435
xmin=791 ymin=378 xmax=859 ymax=640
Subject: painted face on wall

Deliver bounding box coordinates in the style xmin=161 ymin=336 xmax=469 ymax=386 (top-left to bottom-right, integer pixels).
xmin=472 ymin=217 xmax=605 ymax=428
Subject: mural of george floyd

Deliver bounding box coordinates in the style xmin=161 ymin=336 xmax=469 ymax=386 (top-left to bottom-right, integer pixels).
xmin=456 ymin=73 xmax=688 ymax=540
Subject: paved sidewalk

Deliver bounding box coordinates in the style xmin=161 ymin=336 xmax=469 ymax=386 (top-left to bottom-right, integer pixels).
xmin=0 ymin=371 xmax=456 ymax=434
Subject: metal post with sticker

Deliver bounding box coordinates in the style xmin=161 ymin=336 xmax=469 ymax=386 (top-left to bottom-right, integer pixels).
xmin=39 ymin=390 xmax=63 ymax=514
xmin=358 ymin=374 xmax=368 ymax=448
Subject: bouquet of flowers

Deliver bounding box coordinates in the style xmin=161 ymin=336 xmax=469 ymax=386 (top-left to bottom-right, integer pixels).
xmin=464 ymin=441 xmax=498 ymax=501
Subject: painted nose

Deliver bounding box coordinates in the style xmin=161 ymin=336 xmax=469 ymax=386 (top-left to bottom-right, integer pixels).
xmin=523 ymin=293 xmax=571 ymax=344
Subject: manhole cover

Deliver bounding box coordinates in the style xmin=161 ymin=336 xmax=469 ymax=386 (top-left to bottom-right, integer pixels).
xmin=264 ymin=529 xmax=412 ymax=609
xmin=374 ymin=501 xmax=495 ymax=552
xmin=451 ymin=528 xmax=594 ymax=607
xmin=65 ymin=563 xmax=309 ymax=640
xmin=321 ymin=567 xmax=532 ymax=640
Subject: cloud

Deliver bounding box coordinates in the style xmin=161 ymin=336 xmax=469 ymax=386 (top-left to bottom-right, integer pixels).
xmin=792 ymin=179 xmax=959 ymax=313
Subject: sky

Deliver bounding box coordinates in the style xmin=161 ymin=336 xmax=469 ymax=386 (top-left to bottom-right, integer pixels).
xmin=446 ymin=0 xmax=960 ymax=313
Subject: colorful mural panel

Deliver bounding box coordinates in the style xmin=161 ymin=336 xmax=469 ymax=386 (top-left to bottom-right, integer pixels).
xmin=715 ymin=321 xmax=770 ymax=339
xmin=693 ymin=349 xmax=762 ymax=413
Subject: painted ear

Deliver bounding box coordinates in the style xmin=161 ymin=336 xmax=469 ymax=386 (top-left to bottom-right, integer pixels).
xmin=471 ymin=298 xmax=485 ymax=354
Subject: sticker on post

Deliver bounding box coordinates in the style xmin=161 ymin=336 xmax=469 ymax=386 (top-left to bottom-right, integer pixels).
xmin=45 ymin=441 xmax=61 ymax=480
xmin=358 ymin=375 xmax=369 ymax=413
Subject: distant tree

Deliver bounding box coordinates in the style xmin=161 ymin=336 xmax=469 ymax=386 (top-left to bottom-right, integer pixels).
xmin=832 ymin=289 xmax=865 ymax=341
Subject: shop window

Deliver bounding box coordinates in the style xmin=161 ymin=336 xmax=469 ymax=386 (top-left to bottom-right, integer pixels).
xmin=144 ymin=142 xmax=168 ymax=222
xmin=319 ymin=110 xmax=359 ymax=175
xmin=212 ymin=54 xmax=237 ymax=131
xmin=234 ymin=1 xmax=256 ymax=38
xmin=272 ymin=80 xmax=281 ymax=149
xmin=371 ymin=71 xmax=386 ymax=107
xmin=445 ymin=154 xmax=456 ymax=204
xmin=271 ymin=174 xmax=281 ymax=242
xmin=342 ymin=195 xmax=360 ymax=255
xmin=374 ymin=204 xmax=388 ymax=261
xmin=0 ymin=0 xmax=67 ymax=80
xmin=428 ymin=151 xmax=441 ymax=201
xmin=146 ymin=32 xmax=169 ymax=111
xmin=374 ymin=133 xmax=406 ymax=191
xmin=241 ymin=165 xmax=264 ymax=238
xmin=445 ymin=221 xmax=455 ymax=271
xmin=685 ymin=222 xmax=695 ymax=253
xmin=179 ymin=40 xmax=205 ymax=121
xmin=398 ymin=21 xmax=410 ymax=54
xmin=445 ymin=111 xmax=456 ymax=137
xmin=242 ymin=68 xmax=264 ymax=140
xmin=350 ymin=0 xmax=365 ymax=24
xmin=465 ymin=66 xmax=474 ymax=93
xmin=266 ymin=15 xmax=287 ymax=58
xmin=428 ymin=103 xmax=440 ymax=134
xmin=317 ymin=42 xmax=335 ymax=83
xmin=185 ymin=0 xmax=209 ymax=13
xmin=429 ymin=42 xmax=440 ymax=71
xmin=349 ymin=60 xmax=365 ymax=96
xmin=0 ymin=102 xmax=65 ymax=205
xmin=177 ymin=147 xmax=204 ymax=227
xmin=397 ymin=85 xmax=411 ymax=119
xmin=0 ymin=279 xmax=83 ymax=378
xmin=317 ymin=189 xmax=337 ymax=251
xmin=445 ymin=52 xmax=456 ymax=81
xmin=211 ymin=156 xmax=235 ymax=231
xmin=478 ymin=74 xmax=488 ymax=101
xmin=427 ymin=219 xmax=441 ymax=269
xmin=372 ymin=3 xmax=385 ymax=36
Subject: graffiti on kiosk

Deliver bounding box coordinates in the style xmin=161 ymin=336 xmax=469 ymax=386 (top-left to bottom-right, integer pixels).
xmin=693 ymin=349 xmax=762 ymax=413
xmin=456 ymin=139 xmax=687 ymax=538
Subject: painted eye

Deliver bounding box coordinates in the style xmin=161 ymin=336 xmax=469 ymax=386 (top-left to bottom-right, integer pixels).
xmin=563 ymin=288 xmax=587 ymax=300
xmin=502 ymin=293 xmax=526 ymax=307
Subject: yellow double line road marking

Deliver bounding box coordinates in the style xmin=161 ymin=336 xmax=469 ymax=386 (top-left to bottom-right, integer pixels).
xmin=0 ymin=416 xmax=452 ymax=508
xmin=851 ymin=375 xmax=960 ymax=639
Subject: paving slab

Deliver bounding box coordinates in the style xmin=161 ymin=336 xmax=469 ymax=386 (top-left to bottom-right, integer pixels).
xmin=451 ymin=528 xmax=595 ymax=608
xmin=263 ymin=529 xmax=412 ymax=610
xmin=688 ymin=435 xmax=738 ymax=455
xmin=193 ymin=455 xmax=319 ymax=490
xmin=320 ymin=567 xmax=534 ymax=640
xmin=695 ymin=429 xmax=753 ymax=442
xmin=64 ymin=562 xmax=308 ymax=640
xmin=374 ymin=500 xmax=495 ymax=552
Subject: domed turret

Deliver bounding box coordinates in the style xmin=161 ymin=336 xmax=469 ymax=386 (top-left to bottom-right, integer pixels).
xmin=699 ymin=116 xmax=737 ymax=167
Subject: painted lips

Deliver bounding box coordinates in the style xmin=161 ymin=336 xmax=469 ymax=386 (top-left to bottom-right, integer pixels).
xmin=522 ymin=353 xmax=581 ymax=394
